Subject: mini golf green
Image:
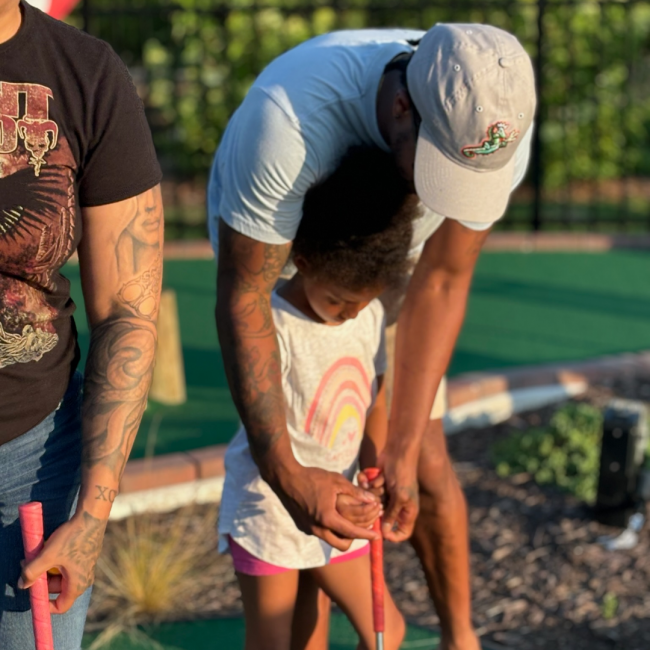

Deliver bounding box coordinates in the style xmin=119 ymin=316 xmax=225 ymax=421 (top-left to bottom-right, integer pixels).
xmin=82 ymin=613 xmax=442 ymax=649
xmin=64 ymin=250 xmax=650 ymax=457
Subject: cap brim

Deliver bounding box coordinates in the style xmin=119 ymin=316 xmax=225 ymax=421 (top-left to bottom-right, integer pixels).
xmin=414 ymin=124 xmax=516 ymax=223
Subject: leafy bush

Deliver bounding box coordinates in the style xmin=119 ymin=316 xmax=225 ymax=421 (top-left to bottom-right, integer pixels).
xmin=491 ymin=402 xmax=603 ymax=503
xmin=71 ymin=0 xmax=650 ymax=187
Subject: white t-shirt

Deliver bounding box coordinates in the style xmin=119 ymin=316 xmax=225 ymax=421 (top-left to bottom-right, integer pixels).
xmin=208 ymin=29 xmax=533 ymax=253
xmin=218 ymin=292 xmax=387 ymax=569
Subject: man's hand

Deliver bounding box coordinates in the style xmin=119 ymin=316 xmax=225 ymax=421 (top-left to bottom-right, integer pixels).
xmin=379 ymin=447 xmax=420 ymax=542
xmin=274 ymin=464 xmax=379 ymax=551
xmin=19 ymin=511 xmax=107 ymax=614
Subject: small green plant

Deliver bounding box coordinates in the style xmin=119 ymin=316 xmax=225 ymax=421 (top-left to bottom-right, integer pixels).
xmin=601 ymin=592 xmax=619 ymax=620
xmin=491 ymin=402 xmax=603 ymax=503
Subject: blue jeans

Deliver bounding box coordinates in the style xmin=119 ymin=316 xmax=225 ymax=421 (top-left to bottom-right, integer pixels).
xmin=0 ymin=372 xmax=91 ymax=650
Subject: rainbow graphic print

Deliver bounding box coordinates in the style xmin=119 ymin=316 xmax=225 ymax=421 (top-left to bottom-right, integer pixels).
xmin=305 ymin=357 xmax=371 ymax=451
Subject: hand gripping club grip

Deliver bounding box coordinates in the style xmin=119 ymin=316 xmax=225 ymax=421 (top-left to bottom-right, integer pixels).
xmin=19 ymin=502 xmax=54 ymax=650
xmin=363 ymin=467 xmax=385 ymax=635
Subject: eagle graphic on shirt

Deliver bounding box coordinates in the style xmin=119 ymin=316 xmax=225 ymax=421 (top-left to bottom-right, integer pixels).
xmin=0 ymin=82 xmax=76 ymax=368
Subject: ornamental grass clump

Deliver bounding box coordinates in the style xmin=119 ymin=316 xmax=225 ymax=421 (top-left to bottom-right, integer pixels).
xmin=491 ymin=402 xmax=603 ymax=503
xmin=87 ymin=504 xmax=219 ymax=650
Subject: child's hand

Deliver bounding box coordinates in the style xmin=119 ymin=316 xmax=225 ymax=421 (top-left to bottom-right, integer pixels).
xmin=357 ymin=469 xmax=385 ymax=502
xmin=336 ymin=493 xmax=382 ymax=529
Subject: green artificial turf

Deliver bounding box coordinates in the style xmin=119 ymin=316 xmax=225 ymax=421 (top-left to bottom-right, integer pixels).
xmin=453 ymin=250 xmax=650 ymax=373
xmin=82 ymin=613 xmax=441 ymax=649
xmin=65 ymin=250 xmax=650 ymax=456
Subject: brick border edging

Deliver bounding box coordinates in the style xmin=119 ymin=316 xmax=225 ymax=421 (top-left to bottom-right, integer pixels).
xmin=447 ymin=351 xmax=650 ymax=409
xmin=120 ymin=350 xmax=650 ymax=494
xmin=120 ymin=445 xmax=226 ymax=494
xmin=483 ymin=232 xmax=650 ymax=251
xmin=160 ymin=233 xmax=650 ymax=260
xmin=65 ymin=233 xmax=650 ymax=266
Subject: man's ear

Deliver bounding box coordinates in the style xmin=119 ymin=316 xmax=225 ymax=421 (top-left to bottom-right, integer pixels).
xmin=393 ymin=87 xmax=413 ymax=121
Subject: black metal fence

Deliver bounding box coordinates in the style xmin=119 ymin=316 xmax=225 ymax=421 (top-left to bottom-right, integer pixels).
xmin=70 ymin=0 xmax=650 ymax=236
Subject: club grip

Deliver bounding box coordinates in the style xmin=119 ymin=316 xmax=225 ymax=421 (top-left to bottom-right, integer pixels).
xmin=363 ymin=467 xmax=385 ymax=634
xmin=19 ymin=502 xmax=54 ymax=650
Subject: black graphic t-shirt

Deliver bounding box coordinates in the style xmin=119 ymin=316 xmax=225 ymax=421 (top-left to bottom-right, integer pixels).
xmin=0 ymin=2 xmax=162 ymax=443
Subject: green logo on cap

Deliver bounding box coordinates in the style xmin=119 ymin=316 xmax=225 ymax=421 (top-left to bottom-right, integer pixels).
xmin=461 ymin=122 xmax=519 ymax=159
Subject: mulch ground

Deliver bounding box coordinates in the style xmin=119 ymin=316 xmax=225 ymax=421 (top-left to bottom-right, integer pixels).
xmin=91 ymin=374 xmax=650 ymax=649
xmin=397 ymin=373 xmax=650 ymax=650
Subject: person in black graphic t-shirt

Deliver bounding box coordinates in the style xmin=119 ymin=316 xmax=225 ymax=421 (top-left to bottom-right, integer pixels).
xmin=0 ymin=1 xmax=163 ymax=646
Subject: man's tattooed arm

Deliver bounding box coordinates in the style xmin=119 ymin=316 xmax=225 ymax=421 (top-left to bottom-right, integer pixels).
xmin=82 ymin=316 xmax=157 ymax=480
xmin=216 ymin=220 xmax=291 ymax=471
xmin=21 ymin=186 xmax=164 ymax=613
xmin=216 ymin=222 xmax=377 ymax=551
xmin=80 ymin=185 xmax=163 ymax=492
xmin=95 ymin=485 xmax=118 ymax=503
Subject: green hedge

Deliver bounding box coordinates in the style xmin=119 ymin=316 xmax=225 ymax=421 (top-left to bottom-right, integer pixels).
xmin=71 ymin=0 xmax=650 ymax=190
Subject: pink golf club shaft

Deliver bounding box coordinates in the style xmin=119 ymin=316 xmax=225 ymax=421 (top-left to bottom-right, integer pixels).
xmin=19 ymin=502 xmax=54 ymax=650
xmin=364 ymin=468 xmax=385 ymax=650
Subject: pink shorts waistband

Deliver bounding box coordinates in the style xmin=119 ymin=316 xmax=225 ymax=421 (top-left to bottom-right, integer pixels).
xmin=228 ymin=536 xmax=369 ymax=577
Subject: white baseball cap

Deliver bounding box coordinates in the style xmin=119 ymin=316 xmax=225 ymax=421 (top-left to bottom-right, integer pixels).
xmin=407 ymin=23 xmax=536 ymax=222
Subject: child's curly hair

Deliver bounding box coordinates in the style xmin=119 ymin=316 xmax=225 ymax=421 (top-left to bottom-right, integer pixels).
xmin=292 ymin=147 xmax=418 ymax=291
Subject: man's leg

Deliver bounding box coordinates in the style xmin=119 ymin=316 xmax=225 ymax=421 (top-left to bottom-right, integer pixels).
xmin=410 ymin=418 xmax=479 ymax=650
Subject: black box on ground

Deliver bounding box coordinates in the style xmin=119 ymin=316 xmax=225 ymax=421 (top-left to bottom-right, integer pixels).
xmin=595 ymin=399 xmax=648 ymax=528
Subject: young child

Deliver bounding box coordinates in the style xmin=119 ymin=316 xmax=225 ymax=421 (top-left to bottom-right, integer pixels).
xmin=218 ymin=147 xmax=418 ymax=650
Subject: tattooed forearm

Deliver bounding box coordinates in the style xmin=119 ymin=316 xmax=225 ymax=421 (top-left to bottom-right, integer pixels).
xmin=50 ymin=187 xmax=164 ymax=608
xmin=80 ymin=186 xmax=162 ymax=488
xmin=216 ymin=221 xmax=291 ymax=468
xmin=95 ymin=485 xmax=118 ymax=503
xmin=116 ymin=189 xmax=163 ymax=321
xmin=118 ymin=255 xmax=162 ymax=319
xmin=231 ymin=344 xmax=286 ymax=464
xmin=116 ymin=189 xmax=162 ymax=277
xmin=82 ymin=317 xmax=156 ymax=479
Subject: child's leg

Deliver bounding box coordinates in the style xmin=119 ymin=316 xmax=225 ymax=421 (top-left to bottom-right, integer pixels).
xmin=290 ymin=573 xmax=331 ymax=650
xmin=237 ymin=570 xmax=300 ymax=650
xmin=309 ymin=552 xmax=405 ymax=650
